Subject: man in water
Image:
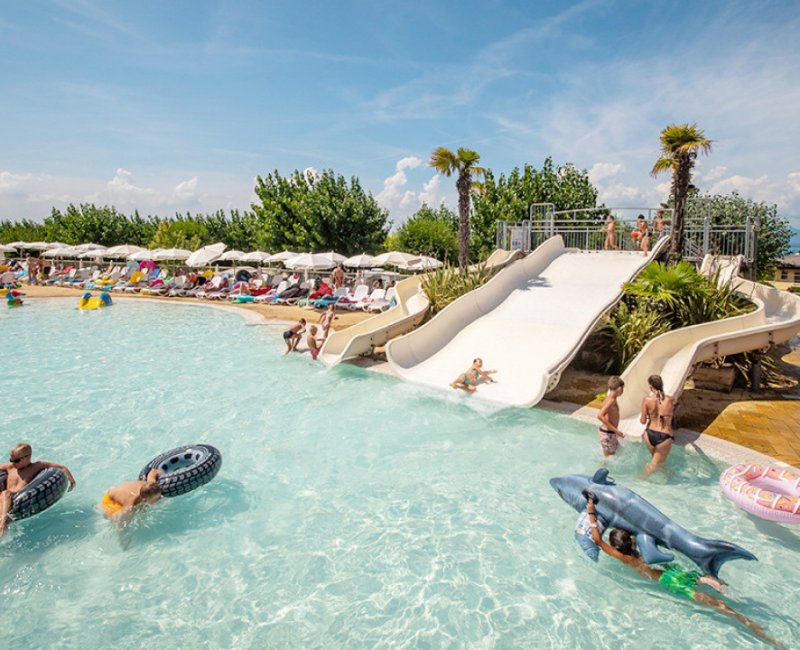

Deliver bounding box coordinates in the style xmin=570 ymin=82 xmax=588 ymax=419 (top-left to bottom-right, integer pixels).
xmin=101 ymin=469 xmax=163 ymax=521
xmin=597 ymin=376 xmax=625 ymax=456
xmin=0 ymin=443 xmax=77 ymax=537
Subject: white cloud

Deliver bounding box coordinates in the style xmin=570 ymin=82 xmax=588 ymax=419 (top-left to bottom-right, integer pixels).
xmin=787 ymin=172 xmax=800 ymax=193
xmin=107 ymin=168 xmax=154 ymax=199
xmin=418 ymin=174 xmax=442 ymax=206
xmin=396 ymin=156 xmax=422 ymax=171
xmin=376 ymin=169 xmax=410 ymax=210
xmin=174 ymin=177 xmax=198 ymax=199
xmin=588 ymin=162 xmax=624 ymax=184
xmin=0 ymin=171 xmax=32 ymax=193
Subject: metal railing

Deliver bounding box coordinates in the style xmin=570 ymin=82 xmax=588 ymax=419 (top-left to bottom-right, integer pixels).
xmin=496 ymin=203 xmax=756 ymax=264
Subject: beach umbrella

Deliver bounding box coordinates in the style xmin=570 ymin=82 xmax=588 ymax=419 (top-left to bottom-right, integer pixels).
xmin=74 ymin=243 xmax=106 ymax=252
xmin=42 ymin=246 xmax=80 ymax=258
xmin=343 ymin=253 xmax=377 ymax=268
xmin=152 ymin=248 xmax=192 ymax=261
xmin=105 ymin=244 xmax=146 ymax=259
xmin=23 ymin=241 xmax=55 ymax=251
xmin=284 ymin=253 xmax=337 ymax=270
xmin=8 ymin=241 xmax=30 ymax=249
xmin=78 ymin=248 xmax=108 ymax=259
xmin=217 ymin=250 xmax=247 ymax=262
xmin=318 ymin=251 xmax=346 ymax=264
xmin=128 ymin=249 xmax=156 ymax=261
xmin=0 ymin=244 xmax=17 ymax=253
xmin=402 ymin=256 xmax=443 ymax=271
xmin=240 ymin=251 xmax=272 ymax=263
xmin=268 ymin=250 xmax=298 ymax=262
xmin=186 ymin=242 xmax=226 ymax=267
xmin=372 ymin=251 xmax=421 ymax=267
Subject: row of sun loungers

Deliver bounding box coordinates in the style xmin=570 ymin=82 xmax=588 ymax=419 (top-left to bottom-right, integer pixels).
xmin=23 ymin=264 xmax=397 ymax=312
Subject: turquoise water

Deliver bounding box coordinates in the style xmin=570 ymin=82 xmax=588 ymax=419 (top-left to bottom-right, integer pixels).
xmin=1 ymin=298 xmax=798 ymax=649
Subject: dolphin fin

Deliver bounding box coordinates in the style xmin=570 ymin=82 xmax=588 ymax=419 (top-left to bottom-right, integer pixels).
xmin=591 ymin=468 xmax=615 ymax=485
xmin=690 ymin=539 xmax=757 ymax=578
xmin=637 ymin=534 xmax=674 ymax=565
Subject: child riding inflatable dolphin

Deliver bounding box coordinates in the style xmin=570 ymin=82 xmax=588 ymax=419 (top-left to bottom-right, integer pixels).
xmin=550 ymin=469 xmax=756 ymax=577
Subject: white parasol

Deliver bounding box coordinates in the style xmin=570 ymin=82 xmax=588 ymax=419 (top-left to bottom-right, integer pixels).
xmin=186 ymin=242 xmax=226 ymax=267
xmin=152 ymin=248 xmax=192 ymax=261
xmin=372 ymin=251 xmax=421 ymax=267
xmin=105 ymin=244 xmax=146 ymax=259
xmin=128 ymin=249 xmax=157 ymax=261
xmin=240 ymin=251 xmax=272 ymax=263
xmin=42 ymin=246 xmax=80 ymax=258
xmin=217 ymin=250 xmax=247 ymax=262
xmin=343 ymin=253 xmax=377 ymax=268
xmin=268 ymin=250 xmax=298 ymax=262
xmin=284 ymin=253 xmax=337 ymax=270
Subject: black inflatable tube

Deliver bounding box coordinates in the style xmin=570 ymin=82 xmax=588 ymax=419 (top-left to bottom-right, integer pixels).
xmin=138 ymin=444 xmax=222 ymax=498
xmin=0 ymin=467 xmax=69 ymax=521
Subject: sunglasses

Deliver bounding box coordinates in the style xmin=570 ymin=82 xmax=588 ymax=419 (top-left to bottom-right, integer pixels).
xmin=9 ymin=455 xmax=30 ymax=463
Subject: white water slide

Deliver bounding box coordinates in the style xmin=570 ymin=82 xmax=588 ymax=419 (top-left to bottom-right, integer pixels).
xmin=616 ymin=256 xmax=800 ymax=437
xmin=386 ymin=236 xmax=668 ymax=407
xmin=319 ymin=249 xmax=524 ymax=366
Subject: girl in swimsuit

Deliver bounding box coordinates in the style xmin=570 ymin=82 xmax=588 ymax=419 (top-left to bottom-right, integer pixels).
xmin=450 ymin=358 xmax=497 ymax=393
xmin=640 ymin=374 xmax=675 ymax=477
xmin=584 ymin=493 xmax=784 ymax=647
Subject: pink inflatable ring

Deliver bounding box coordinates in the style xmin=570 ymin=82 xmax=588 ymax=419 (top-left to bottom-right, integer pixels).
xmin=720 ymin=464 xmax=800 ymax=523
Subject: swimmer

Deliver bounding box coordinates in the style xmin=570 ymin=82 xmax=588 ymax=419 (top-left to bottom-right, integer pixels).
xmin=283 ymin=318 xmax=306 ymax=355
xmin=597 ymin=376 xmax=625 ymax=456
xmin=0 ymin=443 xmax=76 ymax=538
xmin=307 ymin=325 xmax=321 ymax=360
xmin=101 ymin=469 xmax=163 ymax=521
xmin=641 ymin=374 xmax=676 ymax=477
xmin=450 ymin=358 xmax=497 ymax=392
xmin=584 ymin=491 xmax=784 ymax=647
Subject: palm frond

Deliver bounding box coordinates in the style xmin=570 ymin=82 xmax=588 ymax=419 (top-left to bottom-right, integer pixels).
xmin=650 ymin=156 xmax=675 ymax=177
xmin=430 ymin=147 xmax=457 ymax=176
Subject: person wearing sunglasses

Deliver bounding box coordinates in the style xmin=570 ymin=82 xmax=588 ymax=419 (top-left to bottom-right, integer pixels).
xmin=0 ymin=443 xmax=76 ymax=537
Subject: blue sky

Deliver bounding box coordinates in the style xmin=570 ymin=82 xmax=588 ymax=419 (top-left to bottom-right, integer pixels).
xmin=1 ymin=0 xmax=799 ymax=230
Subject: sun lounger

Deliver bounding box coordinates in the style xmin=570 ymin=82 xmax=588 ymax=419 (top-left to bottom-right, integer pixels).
xmin=365 ymin=286 xmax=397 ymax=312
xmin=333 ymin=285 xmax=369 ymax=310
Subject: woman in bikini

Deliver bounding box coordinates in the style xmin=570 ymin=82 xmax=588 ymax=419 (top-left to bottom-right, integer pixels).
xmin=640 ymin=374 xmax=675 ymax=476
xmin=583 ymin=492 xmax=784 ymax=647
xmin=450 ymin=358 xmax=497 ymax=392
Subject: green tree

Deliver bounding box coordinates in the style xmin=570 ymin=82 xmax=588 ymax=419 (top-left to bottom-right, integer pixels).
xmin=251 ymin=169 xmax=388 ymax=254
xmin=0 ymin=218 xmax=48 ymax=244
xmin=430 ymin=147 xmax=486 ymax=267
xmin=149 ymin=218 xmax=208 ymax=250
xmin=685 ymin=192 xmax=792 ymax=280
xmin=651 ymin=123 xmax=713 ymax=262
xmin=395 ymin=204 xmax=458 ymax=262
xmin=42 ymin=204 xmax=158 ymax=246
xmin=471 ymin=157 xmax=599 ymax=261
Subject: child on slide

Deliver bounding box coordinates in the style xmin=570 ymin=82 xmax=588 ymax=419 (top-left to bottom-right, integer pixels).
xmin=450 ymin=358 xmax=497 ymax=392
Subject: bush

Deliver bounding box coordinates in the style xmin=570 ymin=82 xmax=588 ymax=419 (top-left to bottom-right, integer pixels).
xmin=421 ymin=263 xmax=498 ymax=317
xmin=590 ymin=261 xmax=754 ymax=373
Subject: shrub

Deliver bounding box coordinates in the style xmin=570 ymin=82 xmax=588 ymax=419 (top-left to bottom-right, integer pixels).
xmin=421 ymin=263 xmax=498 ymax=317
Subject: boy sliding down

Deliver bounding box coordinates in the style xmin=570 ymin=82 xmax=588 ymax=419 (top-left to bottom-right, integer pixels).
xmin=0 ymin=443 xmax=76 ymax=537
xmin=597 ymin=376 xmax=626 ymax=456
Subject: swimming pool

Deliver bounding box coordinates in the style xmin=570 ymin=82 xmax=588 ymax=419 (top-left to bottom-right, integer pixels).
xmin=1 ymin=299 xmax=797 ymax=648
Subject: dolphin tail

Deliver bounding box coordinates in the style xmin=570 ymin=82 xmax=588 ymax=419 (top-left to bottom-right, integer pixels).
xmin=694 ymin=539 xmax=757 ymax=578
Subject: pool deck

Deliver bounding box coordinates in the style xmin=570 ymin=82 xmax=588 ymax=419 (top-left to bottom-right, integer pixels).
xmin=17 ymin=284 xmax=800 ymax=470
xmin=16 ymin=284 xmax=373 ymax=330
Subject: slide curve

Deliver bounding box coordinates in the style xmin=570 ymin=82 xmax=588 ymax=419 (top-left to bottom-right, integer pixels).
xmin=319 ymin=249 xmax=524 ymax=367
xmin=386 ymin=235 xmax=668 ymax=407
xmin=616 ymin=256 xmax=800 ymax=437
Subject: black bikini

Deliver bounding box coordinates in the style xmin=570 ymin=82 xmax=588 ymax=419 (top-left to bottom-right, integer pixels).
xmin=646 ymin=428 xmax=674 ymax=447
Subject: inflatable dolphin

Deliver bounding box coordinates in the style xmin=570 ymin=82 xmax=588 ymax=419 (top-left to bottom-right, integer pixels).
xmin=549 ymin=469 xmax=756 ymax=577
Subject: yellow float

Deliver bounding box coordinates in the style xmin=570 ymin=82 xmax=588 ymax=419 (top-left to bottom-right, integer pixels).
xmin=78 ymin=291 xmax=113 ymax=310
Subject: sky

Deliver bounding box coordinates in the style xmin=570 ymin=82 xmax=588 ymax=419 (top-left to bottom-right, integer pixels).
xmin=1 ymin=0 xmax=799 ymax=230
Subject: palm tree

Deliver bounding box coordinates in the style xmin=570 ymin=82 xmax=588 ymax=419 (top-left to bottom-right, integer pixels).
xmin=651 ymin=123 xmax=712 ymax=262
xmin=430 ymin=147 xmax=486 ymax=267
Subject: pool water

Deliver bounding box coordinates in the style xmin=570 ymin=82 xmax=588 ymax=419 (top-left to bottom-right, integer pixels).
xmin=1 ymin=299 xmax=798 ymax=648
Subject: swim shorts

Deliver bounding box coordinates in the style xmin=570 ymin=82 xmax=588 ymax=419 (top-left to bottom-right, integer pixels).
xmin=101 ymin=492 xmax=124 ymax=517
xmin=658 ymin=564 xmax=701 ymax=600
xmin=598 ymin=428 xmax=619 ymax=453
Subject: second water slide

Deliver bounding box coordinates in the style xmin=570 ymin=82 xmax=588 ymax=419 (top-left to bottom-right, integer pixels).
xmin=386 ymin=235 xmax=668 ymax=407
